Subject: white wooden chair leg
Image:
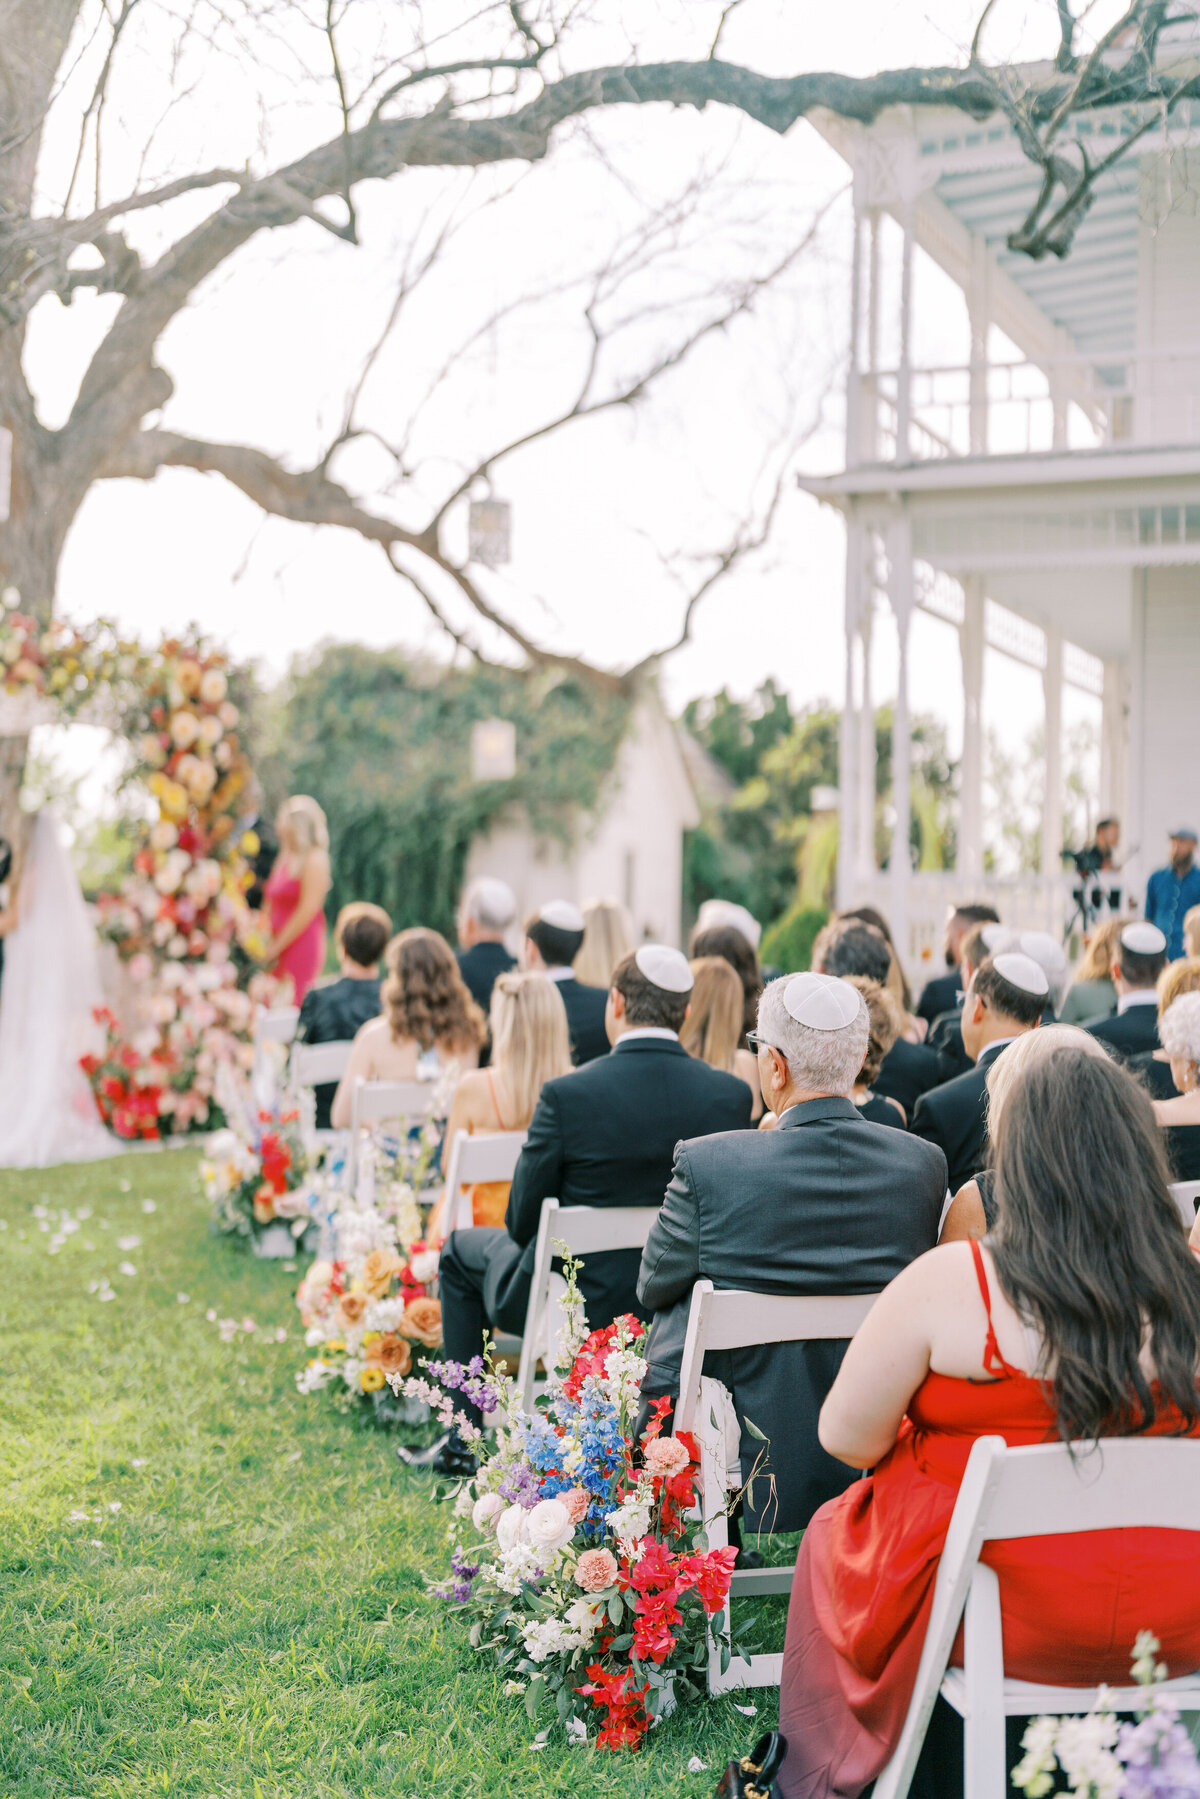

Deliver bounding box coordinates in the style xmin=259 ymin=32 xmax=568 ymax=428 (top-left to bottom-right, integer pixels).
xmin=962 ymin=1564 xmax=1006 ymax=1799
xmin=515 ymin=1202 xmax=556 ymax=1409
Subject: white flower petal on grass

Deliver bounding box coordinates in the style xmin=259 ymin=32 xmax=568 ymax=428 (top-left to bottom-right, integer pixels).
xmin=119 ymin=1180 xmax=131 ymax=1193
xmin=564 ymin=1717 xmax=587 ymax=1744
xmin=131 ymin=1460 xmax=148 ymax=1469
xmin=206 ymin=1309 xmax=217 ymax=1322
xmin=141 ymin=1200 xmax=156 ymax=1214
xmin=687 ymin=1757 xmax=708 ymax=1774
xmin=98 ymin=1289 xmax=116 ymax=1303
xmin=89 ymin=1539 xmax=103 ymax=1547
xmin=117 ymin=1236 xmax=141 ymax=1251
xmin=241 ymin=1318 xmax=256 ymax=1333
xmin=118 ymin=1262 xmax=137 ymax=1277
xmin=274 ymin=1328 xmax=287 ymax=1343
xmin=107 ymin=1502 xmax=122 ymax=1514
xmin=734 ymin=1703 xmax=757 ymax=1717
xmin=67 ymin=1510 xmax=91 ymax=1522
xmin=177 ymin=1294 xmax=189 ymax=1305
xmin=77 ymin=1207 xmax=92 ymax=1220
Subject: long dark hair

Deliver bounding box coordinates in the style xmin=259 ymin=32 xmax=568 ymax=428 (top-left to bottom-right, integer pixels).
xmin=689 ymin=925 xmax=761 ymax=1044
xmin=990 ymin=1048 xmax=1200 ymax=1442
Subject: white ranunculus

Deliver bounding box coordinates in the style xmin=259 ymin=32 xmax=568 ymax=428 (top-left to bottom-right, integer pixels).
xmin=472 ymin=1492 xmax=506 ymax=1535
xmin=525 ymin=1497 xmax=574 ymax=1556
xmin=495 ymin=1504 xmax=529 ymax=1553
xmin=408 ymin=1249 xmax=439 ymax=1284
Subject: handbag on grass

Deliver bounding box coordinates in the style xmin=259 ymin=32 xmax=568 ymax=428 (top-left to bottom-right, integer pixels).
xmin=714 ymin=1731 xmax=788 ymax=1798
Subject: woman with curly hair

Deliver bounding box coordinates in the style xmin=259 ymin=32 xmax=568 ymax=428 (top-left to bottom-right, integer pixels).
xmin=330 ymin=928 xmax=486 ymax=1128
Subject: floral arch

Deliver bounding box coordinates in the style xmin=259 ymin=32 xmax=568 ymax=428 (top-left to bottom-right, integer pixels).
xmin=0 ymin=593 xmax=272 ymax=1138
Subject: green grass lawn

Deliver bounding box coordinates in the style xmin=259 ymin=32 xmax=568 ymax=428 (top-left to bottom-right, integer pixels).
xmin=0 ymin=1152 xmax=778 ymax=1799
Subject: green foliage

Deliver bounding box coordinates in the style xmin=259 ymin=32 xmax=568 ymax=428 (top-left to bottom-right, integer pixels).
xmin=0 ymin=1154 xmax=774 ymax=1797
xmin=759 ymin=903 xmax=829 ymax=973
xmin=684 ymin=688 xmax=958 ymax=931
xmin=271 ymin=645 xmax=631 ymax=939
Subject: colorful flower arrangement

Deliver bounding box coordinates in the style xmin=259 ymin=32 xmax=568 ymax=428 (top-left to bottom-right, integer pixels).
xmin=1012 ymin=1631 xmax=1200 ymax=1797
xmin=201 ymin=1109 xmax=309 ymax=1240
xmin=400 ymin=1262 xmax=736 ymax=1749
xmin=0 ymin=594 xmax=280 ymax=1138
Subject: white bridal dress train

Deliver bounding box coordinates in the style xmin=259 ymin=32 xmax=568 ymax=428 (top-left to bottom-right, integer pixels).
xmin=0 ymin=810 xmax=118 ymax=1168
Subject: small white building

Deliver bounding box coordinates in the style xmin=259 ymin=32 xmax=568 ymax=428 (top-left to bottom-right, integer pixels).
xmin=463 ymin=693 xmax=700 ymax=946
xmin=800 ymin=43 xmax=1200 ymax=976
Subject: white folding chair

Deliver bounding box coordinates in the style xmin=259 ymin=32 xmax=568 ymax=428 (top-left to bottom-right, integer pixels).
xmin=675 ymin=1279 xmax=881 ymax=1692
xmin=874 ymin=1434 xmax=1200 ymax=1799
xmin=513 ymin=1198 xmax=660 ymax=1410
xmin=1170 ymin=1180 xmax=1200 ymax=1229
xmin=287 ymin=1039 xmax=355 ymax=1149
xmin=346 ymin=1078 xmax=437 ymax=1192
xmin=251 ymin=1005 xmax=300 ymax=1110
xmin=440 ymin=1130 xmax=528 ymax=1237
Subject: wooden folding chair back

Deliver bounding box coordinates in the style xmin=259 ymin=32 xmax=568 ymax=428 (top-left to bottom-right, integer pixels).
xmin=440 ymin=1130 xmax=528 ymax=1237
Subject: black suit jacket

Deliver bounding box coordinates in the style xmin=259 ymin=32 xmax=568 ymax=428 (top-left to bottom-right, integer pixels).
xmin=296 ymin=976 xmax=382 ymax=1129
xmin=552 ymin=975 xmax=610 ymax=1066
xmin=1129 ymin=1050 xmax=1179 ymax=1100
xmin=502 ymin=1036 xmax=752 ymax=1327
xmin=910 ymin=1039 xmax=1009 ymax=1195
xmin=917 ymin=968 xmax=961 ymax=1026
xmin=873 ymin=1035 xmax=945 ymax=1116
xmin=1086 ymin=1003 xmax=1161 ymax=1063
xmin=456 ymin=941 xmax=516 ymax=1015
xmin=637 ymin=1097 xmax=947 ymax=1530
xmin=927 ymin=1007 xmax=972 ymax=1080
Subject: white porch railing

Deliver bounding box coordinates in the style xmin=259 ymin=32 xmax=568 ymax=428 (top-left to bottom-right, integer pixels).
xmin=848 ymin=870 xmax=1082 ymax=983
xmin=851 ymin=347 xmax=1200 ymax=465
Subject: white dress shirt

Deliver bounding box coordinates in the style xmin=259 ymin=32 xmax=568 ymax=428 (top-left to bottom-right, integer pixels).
xmin=1118 ymin=988 xmax=1159 ymax=1014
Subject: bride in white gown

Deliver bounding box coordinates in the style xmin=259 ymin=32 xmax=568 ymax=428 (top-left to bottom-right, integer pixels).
xmin=0 ymin=810 xmax=118 ymax=1167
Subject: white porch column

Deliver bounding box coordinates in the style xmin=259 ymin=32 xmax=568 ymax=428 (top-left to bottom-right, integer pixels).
xmin=856 ymin=535 xmax=877 ymax=887
xmin=1126 ymin=574 xmax=1147 ymax=905
xmin=1041 ymin=627 xmax=1064 ymax=876
xmin=968 ymin=236 xmax=990 ymax=456
xmin=846 ymin=199 xmax=865 ymax=469
xmin=895 ymin=206 xmax=915 ymax=462
xmin=837 ymin=513 xmax=863 ymax=909
xmin=1100 ymin=657 xmax=1128 ymax=827
xmin=959 ymin=576 xmax=985 ymax=880
xmin=887 ymin=513 xmax=914 ymax=958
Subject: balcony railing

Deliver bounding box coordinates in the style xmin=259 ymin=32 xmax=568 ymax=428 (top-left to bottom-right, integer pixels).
xmin=849 ymin=347 xmax=1200 ymax=466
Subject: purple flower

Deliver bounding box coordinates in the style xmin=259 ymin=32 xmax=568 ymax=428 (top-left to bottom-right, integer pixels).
xmin=432 ymin=1546 xmax=480 ymax=1604
xmin=1118 ymin=1708 xmax=1200 ymax=1798
xmin=498 ymin=1461 xmax=543 ymax=1509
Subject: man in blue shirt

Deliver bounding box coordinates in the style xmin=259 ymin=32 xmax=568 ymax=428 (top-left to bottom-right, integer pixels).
xmin=1144 ymin=828 xmax=1200 ymax=961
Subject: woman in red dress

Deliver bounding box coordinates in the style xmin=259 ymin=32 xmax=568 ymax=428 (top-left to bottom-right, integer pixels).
xmin=776 ymin=1045 xmax=1200 ymax=1799
xmin=262 ymin=795 xmax=331 ymax=1006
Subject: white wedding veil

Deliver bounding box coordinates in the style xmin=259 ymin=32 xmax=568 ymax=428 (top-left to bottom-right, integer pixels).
xmin=0 ymin=809 xmax=118 ymax=1167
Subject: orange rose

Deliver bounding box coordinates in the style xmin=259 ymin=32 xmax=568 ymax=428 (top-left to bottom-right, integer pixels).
xmin=365 ymin=1334 xmax=411 ymax=1377
xmin=252 ymin=1188 xmax=276 ymax=1224
xmin=359 ymin=1248 xmax=406 ymax=1299
xmin=396 ymin=1296 xmax=442 ymax=1350
xmin=337 ymin=1291 xmax=368 ymax=1328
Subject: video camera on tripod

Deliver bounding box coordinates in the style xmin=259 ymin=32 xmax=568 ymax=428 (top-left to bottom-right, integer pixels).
xmin=1061 ymin=844 xmax=1122 ymax=937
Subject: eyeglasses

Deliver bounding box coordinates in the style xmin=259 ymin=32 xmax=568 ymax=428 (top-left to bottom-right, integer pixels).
xmin=745 ymin=1031 xmax=780 ymax=1055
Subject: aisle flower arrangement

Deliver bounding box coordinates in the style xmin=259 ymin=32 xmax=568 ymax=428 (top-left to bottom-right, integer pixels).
xmin=201 ymin=1108 xmax=309 ymax=1241
xmin=399 ymin=1264 xmax=737 ymax=1749
xmin=1012 ymin=1631 xmax=1200 ymax=1797
xmin=294 ymin=1119 xmax=446 ymax=1422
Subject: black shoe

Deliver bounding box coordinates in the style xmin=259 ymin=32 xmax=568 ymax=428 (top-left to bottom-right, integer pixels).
xmin=396 ymin=1432 xmax=477 ymax=1477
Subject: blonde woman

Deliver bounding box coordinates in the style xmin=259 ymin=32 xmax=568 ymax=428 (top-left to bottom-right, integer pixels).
xmin=330 ymin=928 xmax=485 ymax=1129
xmin=1059 ymin=916 xmax=1123 ymax=1024
xmin=573 ymin=898 xmax=634 ymax=990
xmin=680 ymin=955 xmax=762 ymax=1119
xmin=938 ymin=1024 xmax=1109 ymax=1242
xmin=263 ymin=795 xmax=331 ymax=1003
xmin=427 ymin=971 xmax=573 ymax=1239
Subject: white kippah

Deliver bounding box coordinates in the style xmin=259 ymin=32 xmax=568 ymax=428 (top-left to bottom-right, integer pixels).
xmin=1018 ymin=930 xmax=1067 ymax=977
xmin=635 ymin=944 xmax=694 ymax=993
xmin=1122 ymin=921 xmax=1167 ymax=955
xmin=473 ymin=876 xmax=515 ymax=922
xmin=980 ymin=922 xmax=1010 ymax=952
xmin=539 ymin=899 xmax=584 ymax=933
xmin=696 ymin=898 xmax=762 ymax=950
xmin=782 ymin=972 xmax=862 ymax=1031
xmin=992 ymin=951 xmax=1050 ymax=997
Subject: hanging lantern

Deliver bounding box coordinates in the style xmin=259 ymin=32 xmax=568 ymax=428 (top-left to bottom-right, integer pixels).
xmin=470 ymin=718 xmax=516 ymax=783
xmin=468 ymin=497 xmax=512 ymax=568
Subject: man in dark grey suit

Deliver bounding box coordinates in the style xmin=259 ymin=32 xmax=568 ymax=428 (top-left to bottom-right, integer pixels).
xmin=637 ymin=971 xmax=947 ymax=1531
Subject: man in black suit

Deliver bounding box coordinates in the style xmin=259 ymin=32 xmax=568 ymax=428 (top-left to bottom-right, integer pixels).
xmin=911 ymin=951 xmax=1047 ymax=1194
xmin=455 ymin=877 xmax=517 ymax=1015
xmin=815 ymin=923 xmax=942 ymax=1121
xmin=295 ymin=902 xmax=390 ymax=1128
xmin=521 ymin=900 xmax=609 ymax=1064
xmin=404 ymin=945 xmax=753 ymax=1475
xmin=1086 ymin=922 xmax=1168 ymax=1062
xmin=637 ymin=971 xmax=947 ymax=1529
xmin=915 ymin=902 xmax=1002 ymax=1026
xmin=926 ymin=924 xmax=1003 ymax=1079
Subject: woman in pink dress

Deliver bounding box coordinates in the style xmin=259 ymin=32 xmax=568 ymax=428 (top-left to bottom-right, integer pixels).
xmin=262 ymin=795 xmax=331 ymax=1005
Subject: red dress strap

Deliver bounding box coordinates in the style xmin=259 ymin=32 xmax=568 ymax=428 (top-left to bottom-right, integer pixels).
xmin=969 ymin=1239 xmax=1019 ymax=1379
xmin=485 ymin=1068 xmax=511 ymax=1132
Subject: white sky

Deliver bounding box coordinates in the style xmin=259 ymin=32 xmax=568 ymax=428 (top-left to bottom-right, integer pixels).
xmin=21 ymin=0 xmax=1119 ymax=818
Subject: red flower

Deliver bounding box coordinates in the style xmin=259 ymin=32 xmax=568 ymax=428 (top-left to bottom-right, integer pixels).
xmin=632 ymin=1588 xmax=681 ymax=1665
xmin=562 ymin=1314 xmax=646 ymax=1401
xmin=576 ymin=1664 xmax=651 ymax=1751
xmin=629 ymin=1535 xmax=677 ymax=1594
xmin=100 ymin=1075 xmax=126 ymax=1102
xmin=118 ymin=1045 xmax=141 ymax=1070
xmin=676 ymin=1545 xmax=737 ymax=1615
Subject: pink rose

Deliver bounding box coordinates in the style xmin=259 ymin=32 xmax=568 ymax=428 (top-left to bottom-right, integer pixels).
xmin=561 ymin=1487 xmax=590 ymax=1524
xmin=574 ymin=1548 xmax=619 ymax=1593
xmin=644 ymin=1436 xmax=692 ymax=1478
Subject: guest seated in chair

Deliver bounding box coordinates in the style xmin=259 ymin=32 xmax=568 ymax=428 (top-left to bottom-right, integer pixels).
xmin=404 ymin=945 xmax=753 ymax=1476
xmin=455 ymin=877 xmax=517 ymax=1016
xmin=774 ymin=1045 xmax=1200 ymax=1799
xmin=1128 ymin=955 xmax=1200 ymax=1100
xmin=295 ymin=902 xmax=391 ymax=1130
xmin=1153 ymin=991 xmax=1200 ymax=1185
xmin=814 ymin=922 xmax=944 ymax=1118
xmin=520 ymin=900 xmax=610 ymax=1065
xmin=1085 ymin=920 xmax=1169 ymax=1061
xmin=330 ymin=928 xmax=485 ymax=1129
xmin=425 ymin=971 xmax=572 ymax=1240
xmin=637 ymin=971 xmax=947 ymax=1531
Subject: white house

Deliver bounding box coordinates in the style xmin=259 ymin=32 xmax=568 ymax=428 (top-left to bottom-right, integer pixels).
xmin=463 ymin=692 xmax=700 ymax=947
xmin=799 ymin=40 xmax=1200 ymax=976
